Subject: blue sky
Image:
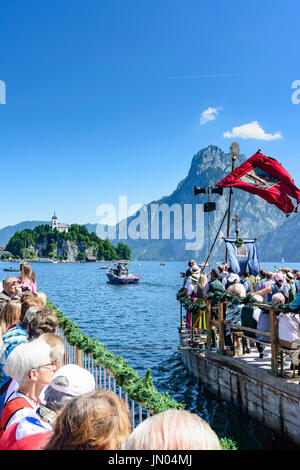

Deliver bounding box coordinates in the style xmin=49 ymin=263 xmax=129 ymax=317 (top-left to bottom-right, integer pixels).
xmin=0 ymin=0 xmax=299 ymax=228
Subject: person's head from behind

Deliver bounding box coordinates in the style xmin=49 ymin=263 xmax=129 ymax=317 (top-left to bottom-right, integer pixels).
xmin=4 ymin=337 xmax=55 ymax=390
xmin=218 ymin=265 xmax=225 ymax=273
xmin=124 ymin=409 xmax=221 ymax=450
xmin=44 ymin=364 xmax=96 ymax=413
xmin=259 ymin=269 xmax=267 ymax=279
xmin=19 ymin=263 xmax=35 ymax=283
xmin=272 ymin=293 xmax=285 ymax=304
xmin=23 ymin=306 xmax=57 ymax=340
xmin=44 ymin=389 xmax=131 ymax=450
xmin=2 ymin=276 xmax=19 ymax=297
xmin=198 ymin=273 xmax=207 ymax=290
xmin=252 ymin=294 xmax=264 ymax=303
xmin=20 ymin=292 xmax=44 ymax=322
xmin=273 ymin=272 xmax=284 ymax=286
xmin=35 ymin=291 xmax=47 ymax=306
xmin=40 ymin=333 xmax=65 ymax=369
xmin=0 ymin=300 xmax=21 ymax=333
xmin=211 ymin=268 xmax=219 ymax=280
xmin=266 ymin=271 xmax=273 ymax=281
xmin=187 ymin=259 xmax=195 ymax=268
xmin=227 ymin=283 xmax=246 ymax=298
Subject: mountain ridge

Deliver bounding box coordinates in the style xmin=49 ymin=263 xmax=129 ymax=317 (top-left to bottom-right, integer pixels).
xmin=1 ymin=145 xmax=297 ymax=261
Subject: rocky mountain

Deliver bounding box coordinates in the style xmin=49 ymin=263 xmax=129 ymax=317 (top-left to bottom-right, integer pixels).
xmin=114 ymin=145 xmax=289 ymax=261
xmin=1 ymin=145 xmax=297 ymax=262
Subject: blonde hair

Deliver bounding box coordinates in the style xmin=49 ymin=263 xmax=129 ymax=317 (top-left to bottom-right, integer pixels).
xmin=44 ymin=389 xmax=131 ymax=450
xmin=19 ymin=263 xmax=36 ymax=283
xmin=0 ymin=300 xmax=21 ymax=334
xmin=20 ymin=293 xmax=44 ymax=321
xmin=40 ymin=333 xmax=65 ymax=363
xmin=35 ymin=291 xmax=47 ymax=306
xmin=227 ymin=283 xmax=246 ymax=298
xmin=124 ymin=409 xmax=221 ymax=450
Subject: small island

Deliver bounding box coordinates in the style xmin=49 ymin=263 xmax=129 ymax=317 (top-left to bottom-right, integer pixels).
xmin=4 ymin=223 xmax=131 ymax=262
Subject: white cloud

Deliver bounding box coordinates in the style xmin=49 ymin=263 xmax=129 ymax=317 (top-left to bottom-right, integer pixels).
xmin=223 ymin=121 xmax=282 ymax=141
xmin=200 ymin=106 xmax=222 ymax=125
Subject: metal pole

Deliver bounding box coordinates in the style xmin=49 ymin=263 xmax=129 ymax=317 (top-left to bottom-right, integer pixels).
xmin=225 ymin=142 xmax=240 ymax=265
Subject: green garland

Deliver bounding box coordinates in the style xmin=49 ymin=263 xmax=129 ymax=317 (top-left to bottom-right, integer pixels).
xmin=177 ymin=288 xmax=292 ymax=313
xmin=47 ymin=299 xmax=184 ymax=413
xmin=48 ymin=299 xmax=237 ymax=449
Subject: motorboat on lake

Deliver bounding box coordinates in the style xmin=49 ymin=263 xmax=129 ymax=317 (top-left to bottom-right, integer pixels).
xmin=106 ymin=263 xmax=140 ymax=284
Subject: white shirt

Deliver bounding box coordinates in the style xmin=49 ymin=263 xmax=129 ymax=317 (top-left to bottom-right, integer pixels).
xmin=278 ymin=313 xmax=300 ymax=342
xmin=185 ymin=277 xmax=194 ymax=296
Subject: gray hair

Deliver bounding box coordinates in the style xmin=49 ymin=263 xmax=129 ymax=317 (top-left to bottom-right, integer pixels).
xmin=4 ymin=337 xmax=51 ymax=388
xmin=3 ymin=276 xmax=17 ymax=286
xmin=272 ymin=293 xmax=285 ymax=304
xmin=44 ymin=385 xmax=73 ymax=412
xmin=227 ymin=283 xmax=246 ymax=298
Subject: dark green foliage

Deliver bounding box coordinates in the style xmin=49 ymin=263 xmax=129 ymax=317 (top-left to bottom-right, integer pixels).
xmin=6 ymin=224 xmax=131 ymax=262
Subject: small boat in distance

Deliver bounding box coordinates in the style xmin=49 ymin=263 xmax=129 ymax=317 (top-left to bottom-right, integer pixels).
xmin=3 ymin=266 xmax=19 ymax=272
xmin=160 ymin=262 xmax=166 ymax=266
xmin=101 ymin=265 xmax=109 ymax=269
xmin=106 ymin=263 xmax=140 ymax=284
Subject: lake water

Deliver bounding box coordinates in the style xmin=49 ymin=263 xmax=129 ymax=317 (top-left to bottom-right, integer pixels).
xmin=1 ymin=259 xmax=299 ymax=450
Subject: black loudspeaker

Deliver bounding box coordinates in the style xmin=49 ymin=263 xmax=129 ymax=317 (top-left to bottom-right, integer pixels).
xmin=194 ymin=185 xmax=206 ymax=195
xmin=204 ymin=202 xmax=216 ymax=212
xmin=211 ymin=186 xmax=223 ymax=196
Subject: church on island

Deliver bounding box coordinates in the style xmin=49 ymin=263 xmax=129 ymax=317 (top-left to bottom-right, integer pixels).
xmin=51 ymin=212 xmax=68 ymax=233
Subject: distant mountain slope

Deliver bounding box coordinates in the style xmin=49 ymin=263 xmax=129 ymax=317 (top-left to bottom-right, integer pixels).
xmin=256 ymin=212 xmax=299 ymax=262
xmin=1 ymin=145 xmax=297 ymax=261
xmin=0 ymin=221 xmax=48 ymax=245
xmin=114 ymin=145 xmax=288 ymax=261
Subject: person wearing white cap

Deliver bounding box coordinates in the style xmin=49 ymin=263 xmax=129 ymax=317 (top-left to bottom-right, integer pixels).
xmin=0 ymin=364 xmax=96 ymax=450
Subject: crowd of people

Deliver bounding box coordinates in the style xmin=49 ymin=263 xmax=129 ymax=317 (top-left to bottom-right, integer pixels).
xmin=183 ymin=260 xmax=300 ymax=361
xmin=0 ymin=262 xmax=222 ymax=450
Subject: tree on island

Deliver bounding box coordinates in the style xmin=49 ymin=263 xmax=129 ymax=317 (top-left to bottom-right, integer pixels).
xmin=6 ymin=224 xmax=131 ymax=261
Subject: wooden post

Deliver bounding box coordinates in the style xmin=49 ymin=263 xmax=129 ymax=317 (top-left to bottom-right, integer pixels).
xmin=206 ymin=300 xmax=212 ymax=349
xmin=269 ymin=308 xmax=278 ymax=376
xmin=76 ymin=346 xmax=83 ymax=367
xmin=218 ymin=301 xmax=225 ymax=353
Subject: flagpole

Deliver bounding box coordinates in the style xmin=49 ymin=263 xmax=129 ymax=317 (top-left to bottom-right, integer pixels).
xmin=225 ymin=142 xmax=240 ymax=265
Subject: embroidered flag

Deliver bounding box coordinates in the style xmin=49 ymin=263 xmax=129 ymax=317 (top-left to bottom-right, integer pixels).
xmin=216 ymin=152 xmax=300 ymax=216
xmin=224 ymin=238 xmax=260 ymax=276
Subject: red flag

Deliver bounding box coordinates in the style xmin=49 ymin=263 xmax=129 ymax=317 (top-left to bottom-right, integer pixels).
xmin=216 ymin=152 xmax=300 ymax=216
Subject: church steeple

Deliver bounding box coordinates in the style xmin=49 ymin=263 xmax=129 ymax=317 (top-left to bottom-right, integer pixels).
xmin=51 ymin=212 xmax=58 ymax=230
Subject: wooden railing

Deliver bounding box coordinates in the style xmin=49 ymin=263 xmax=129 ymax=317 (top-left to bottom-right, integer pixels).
xmin=56 ymin=326 xmax=152 ymax=429
xmin=184 ymin=300 xmax=300 ymax=377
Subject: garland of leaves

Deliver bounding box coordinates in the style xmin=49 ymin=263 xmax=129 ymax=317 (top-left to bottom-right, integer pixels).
xmin=47 ymin=299 xmax=238 ymax=449
xmin=47 ymin=299 xmax=184 ymax=414
xmin=177 ymin=288 xmax=294 ymax=313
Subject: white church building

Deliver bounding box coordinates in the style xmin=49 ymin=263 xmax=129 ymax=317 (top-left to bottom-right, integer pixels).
xmin=51 ymin=212 xmax=68 ymax=233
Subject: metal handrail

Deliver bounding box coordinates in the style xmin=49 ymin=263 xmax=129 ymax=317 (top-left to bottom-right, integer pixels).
xmin=56 ymin=326 xmax=153 ymax=428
